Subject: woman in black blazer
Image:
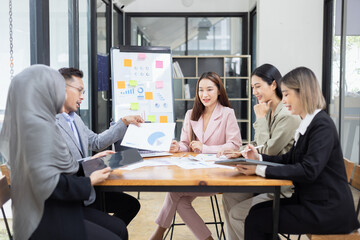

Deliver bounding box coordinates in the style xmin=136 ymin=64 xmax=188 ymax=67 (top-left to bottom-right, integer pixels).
xmin=235 ymin=67 xmax=359 ymax=239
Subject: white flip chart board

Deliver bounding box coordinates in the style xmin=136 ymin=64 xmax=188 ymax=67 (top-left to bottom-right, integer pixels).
xmin=111 ymin=46 xmax=174 ymax=123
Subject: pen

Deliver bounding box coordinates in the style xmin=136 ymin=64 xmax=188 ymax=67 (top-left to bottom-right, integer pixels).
xmin=241 ymin=145 xmax=264 ymax=153
xmin=223 ymin=145 xmax=264 ymax=154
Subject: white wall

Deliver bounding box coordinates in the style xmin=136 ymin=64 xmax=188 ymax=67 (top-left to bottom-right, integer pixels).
xmin=249 ymin=0 xmax=257 ymax=11
xmin=257 ymin=0 xmax=324 ymax=81
xmin=123 ymin=0 xmax=249 ymax=12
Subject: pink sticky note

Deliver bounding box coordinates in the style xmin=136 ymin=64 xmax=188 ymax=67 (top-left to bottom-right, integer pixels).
xmin=155 ymin=81 xmax=164 ymax=89
xmin=156 ymin=61 xmax=163 ymax=68
xmin=138 ymin=53 xmax=146 ymax=60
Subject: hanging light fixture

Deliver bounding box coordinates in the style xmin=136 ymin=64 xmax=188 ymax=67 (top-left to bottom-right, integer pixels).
xmin=198 ymin=18 xmax=211 ymax=40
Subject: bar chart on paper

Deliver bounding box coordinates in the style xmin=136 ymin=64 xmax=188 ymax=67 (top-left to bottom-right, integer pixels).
xmin=111 ymin=46 xmax=174 ymax=124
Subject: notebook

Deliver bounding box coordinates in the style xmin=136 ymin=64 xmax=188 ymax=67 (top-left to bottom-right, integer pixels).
xmin=82 ymin=148 xmax=143 ymax=176
xmin=215 ymin=158 xmax=284 ymax=167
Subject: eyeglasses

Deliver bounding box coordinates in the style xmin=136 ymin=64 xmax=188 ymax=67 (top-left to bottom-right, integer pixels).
xmin=66 ymin=84 xmax=85 ymax=95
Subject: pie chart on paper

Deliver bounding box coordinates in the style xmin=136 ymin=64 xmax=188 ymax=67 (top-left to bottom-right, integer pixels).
xmin=148 ymin=131 xmax=166 ymax=146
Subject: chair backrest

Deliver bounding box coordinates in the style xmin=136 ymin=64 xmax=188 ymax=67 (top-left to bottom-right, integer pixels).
xmin=0 ymin=164 xmax=11 ymax=185
xmin=351 ymin=164 xmax=360 ymax=216
xmin=344 ymin=158 xmax=355 ymax=183
xmin=351 ymin=164 xmax=360 ymax=191
xmin=0 ymin=176 xmax=10 ymax=208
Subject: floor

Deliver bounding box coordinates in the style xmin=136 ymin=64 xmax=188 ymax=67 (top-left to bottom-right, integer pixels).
xmin=126 ymin=192 xmax=310 ymax=240
xmin=1 ymin=189 xmax=359 ymax=239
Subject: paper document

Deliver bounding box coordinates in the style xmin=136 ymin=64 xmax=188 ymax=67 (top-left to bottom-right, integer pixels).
xmin=121 ymin=123 xmax=175 ymax=151
xmin=188 ymin=154 xmax=225 ymax=162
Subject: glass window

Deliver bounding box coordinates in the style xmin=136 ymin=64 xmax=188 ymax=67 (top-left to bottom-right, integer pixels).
xmin=79 ymin=0 xmax=91 ymax=127
xmin=188 ymin=17 xmax=242 ymax=55
xmin=329 ymin=0 xmax=360 ymax=164
xmin=96 ymin=0 xmax=110 ymax=132
xmin=129 ymin=15 xmax=244 ymax=56
xmin=342 ymin=0 xmax=360 ymax=163
xmin=131 ymin=17 xmax=186 ymax=55
xmin=49 ymin=0 xmax=69 ymax=69
xmin=0 ymin=0 xmax=30 ymax=162
xmin=113 ymin=8 xmax=123 ymax=48
xmin=0 ymin=1 xmax=30 ymax=116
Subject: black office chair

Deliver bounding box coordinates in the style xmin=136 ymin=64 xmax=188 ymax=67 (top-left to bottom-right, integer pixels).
xmin=163 ymin=194 xmax=226 ymax=240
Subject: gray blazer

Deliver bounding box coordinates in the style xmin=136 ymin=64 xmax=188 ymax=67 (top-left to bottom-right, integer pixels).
xmin=56 ymin=113 xmax=128 ymax=160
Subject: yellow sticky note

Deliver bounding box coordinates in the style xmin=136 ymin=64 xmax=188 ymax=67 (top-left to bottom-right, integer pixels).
xmin=147 ymin=115 xmax=156 ymax=122
xmin=124 ymin=59 xmax=132 ymax=67
xmin=129 ymin=80 xmax=137 ymax=87
xmin=145 ymin=92 xmax=153 ymax=100
xmin=130 ymin=103 xmax=139 ymax=110
xmin=117 ymin=81 xmax=125 ymax=89
xmin=160 ymin=116 xmax=168 ymax=123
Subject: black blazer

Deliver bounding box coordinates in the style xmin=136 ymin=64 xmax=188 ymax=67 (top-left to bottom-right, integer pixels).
xmin=30 ymin=173 xmax=91 ymax=240
xmin=263 ymin=110 xmax=359 ymax=234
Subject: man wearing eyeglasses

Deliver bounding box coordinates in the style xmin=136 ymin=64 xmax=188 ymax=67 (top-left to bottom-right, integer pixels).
xmin=56 ymin=67 xmax=142 ymax=238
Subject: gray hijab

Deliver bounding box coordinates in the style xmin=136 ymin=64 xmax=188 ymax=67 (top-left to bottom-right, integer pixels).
xmin=0 ymin=65 xmax=79 ymax=240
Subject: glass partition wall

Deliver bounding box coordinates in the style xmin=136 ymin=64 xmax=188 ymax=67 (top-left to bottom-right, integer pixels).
xmin=126 ymin=13 xmax=247 ymax=56
xmin=326 ymin=0 xmax=360 ymax=164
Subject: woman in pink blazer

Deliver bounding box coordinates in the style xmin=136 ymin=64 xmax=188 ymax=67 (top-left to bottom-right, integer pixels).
xmin=149 ymin=72 xmax=242 ymax=240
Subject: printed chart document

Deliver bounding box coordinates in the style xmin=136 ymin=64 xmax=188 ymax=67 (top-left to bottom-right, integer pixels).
xmin=121 ymin=123 xmax=175 ymax=152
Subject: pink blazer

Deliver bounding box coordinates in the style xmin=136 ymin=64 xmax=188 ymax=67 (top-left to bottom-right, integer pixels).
xmin=179 ymin=102 xmax=242 ymax=153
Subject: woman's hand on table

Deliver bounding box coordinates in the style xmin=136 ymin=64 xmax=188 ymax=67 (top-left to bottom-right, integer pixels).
xmin=189 ymin=141 xmax=203 ymax=153
xmin=217 ymin=149 xmax=242 ymax=159
xmin=169 ymin=140 xmax=180 ymax=153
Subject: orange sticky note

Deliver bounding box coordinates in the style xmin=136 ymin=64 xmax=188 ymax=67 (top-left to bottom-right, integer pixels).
xmin=160 ymin=116 xmax=168 ymax=123
xmin=117 ymin=81 xmax=125 ymax=89
xmin=124 ymin=59 xmax=132 ymax=67
xmin=145 ymin=92 xmax=153 ymax=100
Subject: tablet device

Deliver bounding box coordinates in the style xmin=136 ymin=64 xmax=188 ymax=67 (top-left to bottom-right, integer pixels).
xmin=82 ymin=148 xmax=143 ymax=176
xmin=215 ymin=158 xmax=284 ymax=167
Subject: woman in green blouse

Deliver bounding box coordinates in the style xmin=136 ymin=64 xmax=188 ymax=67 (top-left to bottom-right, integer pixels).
xmin=219 ymin=64 xmax=301 ymax=240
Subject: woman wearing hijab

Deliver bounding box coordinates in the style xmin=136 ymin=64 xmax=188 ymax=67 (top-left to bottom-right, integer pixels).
xmin=0 ymin=65 xmax=124 ymax=240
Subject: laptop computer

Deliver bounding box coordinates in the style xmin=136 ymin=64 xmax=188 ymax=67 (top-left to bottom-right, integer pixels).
xmin=82 ymin=148 xmax=143 ymax=177
xmin=215 ymin=158 xmax=284 ymax=167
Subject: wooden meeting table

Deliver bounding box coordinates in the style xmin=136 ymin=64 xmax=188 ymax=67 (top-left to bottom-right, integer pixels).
xmin=95 ymin=152 xmax=293 ymax=240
